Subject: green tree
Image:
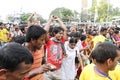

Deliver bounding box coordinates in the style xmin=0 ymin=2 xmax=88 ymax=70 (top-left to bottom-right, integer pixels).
xmin=89 ymin=0 xmax=108 ymax=22
xmin=112 ymin=7 xmax=120 ymax=16
xmin=72 ymin=10 xmax=80 ymax=22
xmin=50 ymin=7 xmax=74 ymax=22
xmin=20 ymin=13 xmax=32 ymax=24
xmin=7 ymin=15 xmax=14 ymax=22
xmin=20 ymin=13 xmax=46 ymax=24
xmin=97 ymin=1 xmax=110 ymax=22
xmin=89 ymin=0 xmax=97 ymax=13
xmin=89 ymin=0 xmax=120 ymax=22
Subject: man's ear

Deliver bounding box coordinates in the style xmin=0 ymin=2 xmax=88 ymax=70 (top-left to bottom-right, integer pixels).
xmin=106 ymin=58 xmax=112 ymax=66
xmin=0 ymin=69 xmax=7 ymax=80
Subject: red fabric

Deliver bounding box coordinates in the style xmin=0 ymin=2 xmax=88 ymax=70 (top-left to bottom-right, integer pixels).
xmin=76 ymin=66 xmax=82 ymax=79
xmin=24 ymin=78 xmax=29 ymax=80
xmin=82 ymin=41 xmax=87 ymax=48
xmin=82 ymin=41 xmax=88 ymax=53
xmin=46 ymin=39 xmax=64 ymax=70
xmin=61 ymin=37 xmax=65 ymax=43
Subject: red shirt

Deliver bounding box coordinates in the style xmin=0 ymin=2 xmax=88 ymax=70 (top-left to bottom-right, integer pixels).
xmin=46 ymin=39 xmax=64 ymax=70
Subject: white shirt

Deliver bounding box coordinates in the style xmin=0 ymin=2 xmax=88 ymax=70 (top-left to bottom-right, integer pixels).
xmin=61 ymin=41 xmax=79 ymax=80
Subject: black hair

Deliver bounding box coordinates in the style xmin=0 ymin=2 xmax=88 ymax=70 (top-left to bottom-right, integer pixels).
xmin=78 ymin=29 xmax=84 ymax=33
xmin=13 ymin=36 xmax=25 ymax=44
xmin=19 ymin=24 xmax=27 ymax=33
xmin=114 ymin=30 xmax=119 ymax=34
xmin=80 ymin=35 xmax=86 ymax=41
xmin=100 ymin=27 xmax=107 ymax=32
xmin=0 ymin=42 xmax=33 ymax=72
xmin=86 ymin=29 xmax=92 ymax=34
xmin=92 ymin=31 xmax=98 ymax=36
xmin=73 ymin=31 xmax=81 ymax=38
xmin=91 ymin=43 xmax=120 ymax=64
xmin=69 ymin=37 xmax=77 ymax=44
xmin=0 ymin=22 xmax=3 ymax=26
xmin=26 ymin=25 xmax=46 ymax=42
xmin=48 ymin=27 xmax=54 ymax=37
xmin=52 ymin=27 xmax=64 ymax=35
xmin=69 ymin=32 xmax=75 ymax=37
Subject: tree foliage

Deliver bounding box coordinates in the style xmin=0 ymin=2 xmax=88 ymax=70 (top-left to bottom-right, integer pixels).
xmin=89 ymin=0 xmax=120 ymax=22
xmin=7 ymin=13 xmax=46 ymax=24
xmin=20 ymin=13 xmax=46 ymax=24
xmin=50 ymin=7 xmax=74 ymax=22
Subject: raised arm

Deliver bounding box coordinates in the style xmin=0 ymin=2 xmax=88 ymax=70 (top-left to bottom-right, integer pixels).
xmin=55 ymin=16 xmax=67 ymax=40
xmin=34 ymin=12 xmax=41 ymax=26
xmin=44 ymin=16 xmax=54 ymax=32
xmin=27 ymin=13 xmax=34 ymax=27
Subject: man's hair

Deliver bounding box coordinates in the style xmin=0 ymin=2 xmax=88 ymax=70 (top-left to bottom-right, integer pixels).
xmin=0 ymin=42 xmax=33 ymax=72
xmin=80 ymin=34 xmax=86 ymax=41
xmin=69 ymin=37 xmax=77 ymax=44
xmin=91 ymin=42 xmax=120 ymax=64
xmin=52 ymin=27 xmax=64 ymax=35
xmin=100 ymin=27 xmax=107 ymax=32
xmin=13 ymin=36 xmax=25 ymax=44
xmin=114 ymin=30 xmax=119 ymax=34
xmin=26 ymin=25 xmax=46 ymax=42
xmin=0 ymin=22 xmax=3 ymax=26
xmin=73 ymin=31 xmax=81 ymax=38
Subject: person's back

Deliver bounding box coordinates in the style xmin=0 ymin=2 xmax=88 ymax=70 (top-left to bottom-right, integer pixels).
xmin=92 ymin=27 xmax=107 ymax=48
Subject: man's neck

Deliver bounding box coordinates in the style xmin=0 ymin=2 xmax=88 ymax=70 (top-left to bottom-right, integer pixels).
xmin=27 ymin=43 xmax=36 ymax=53
xmin=95 ymin=64 xmax=109 ymax=75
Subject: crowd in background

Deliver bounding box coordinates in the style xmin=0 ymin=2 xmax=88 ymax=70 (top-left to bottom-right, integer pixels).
xmin=0 ymin=12 xmax=120 ymax=80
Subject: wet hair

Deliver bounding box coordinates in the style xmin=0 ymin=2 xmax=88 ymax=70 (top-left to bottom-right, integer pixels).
xmin=26 ymin=25 xmax=46 ymax=42
xmin=91 ymin=42 xmax=120 ymax=64
xmin=0 ymin=42 xmax=33 ymax=72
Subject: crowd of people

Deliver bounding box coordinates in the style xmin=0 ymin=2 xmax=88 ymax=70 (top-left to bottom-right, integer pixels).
xmin=0 ymin=12 xmax=120 ymax=80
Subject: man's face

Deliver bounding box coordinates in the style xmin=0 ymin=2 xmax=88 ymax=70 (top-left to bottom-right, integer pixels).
xmin=102 ymin=30 xmax=107 ymax=36
xmin=55 ymin=31 xmax=64 ymax=40
xmin=34 ymin=34 xmax=46 ymax=50
xmin=6 ymin=62 xmax=32 ymax=80
xmin=108 ymin=50 xmax=120 ymax=70
xmin=69 ymin=43 xmax=76 ymax=49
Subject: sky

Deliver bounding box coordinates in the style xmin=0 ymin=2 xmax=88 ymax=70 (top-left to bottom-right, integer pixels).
xmin=0 ymin=0 xmax=120 ymax=20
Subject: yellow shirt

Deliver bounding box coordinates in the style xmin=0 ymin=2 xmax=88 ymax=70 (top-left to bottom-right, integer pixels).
xmin=92 ymin=35 xmax=106 ymax=48
xmin=0 ymin=29 xmax=9 ymax=42
xmin=79 ymin=63 xmax=119 ymax=80
xmin=109 ymin=64 xmax=120 ymax=80
xmin=0 ymin=29 xmax=4 ymax=41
